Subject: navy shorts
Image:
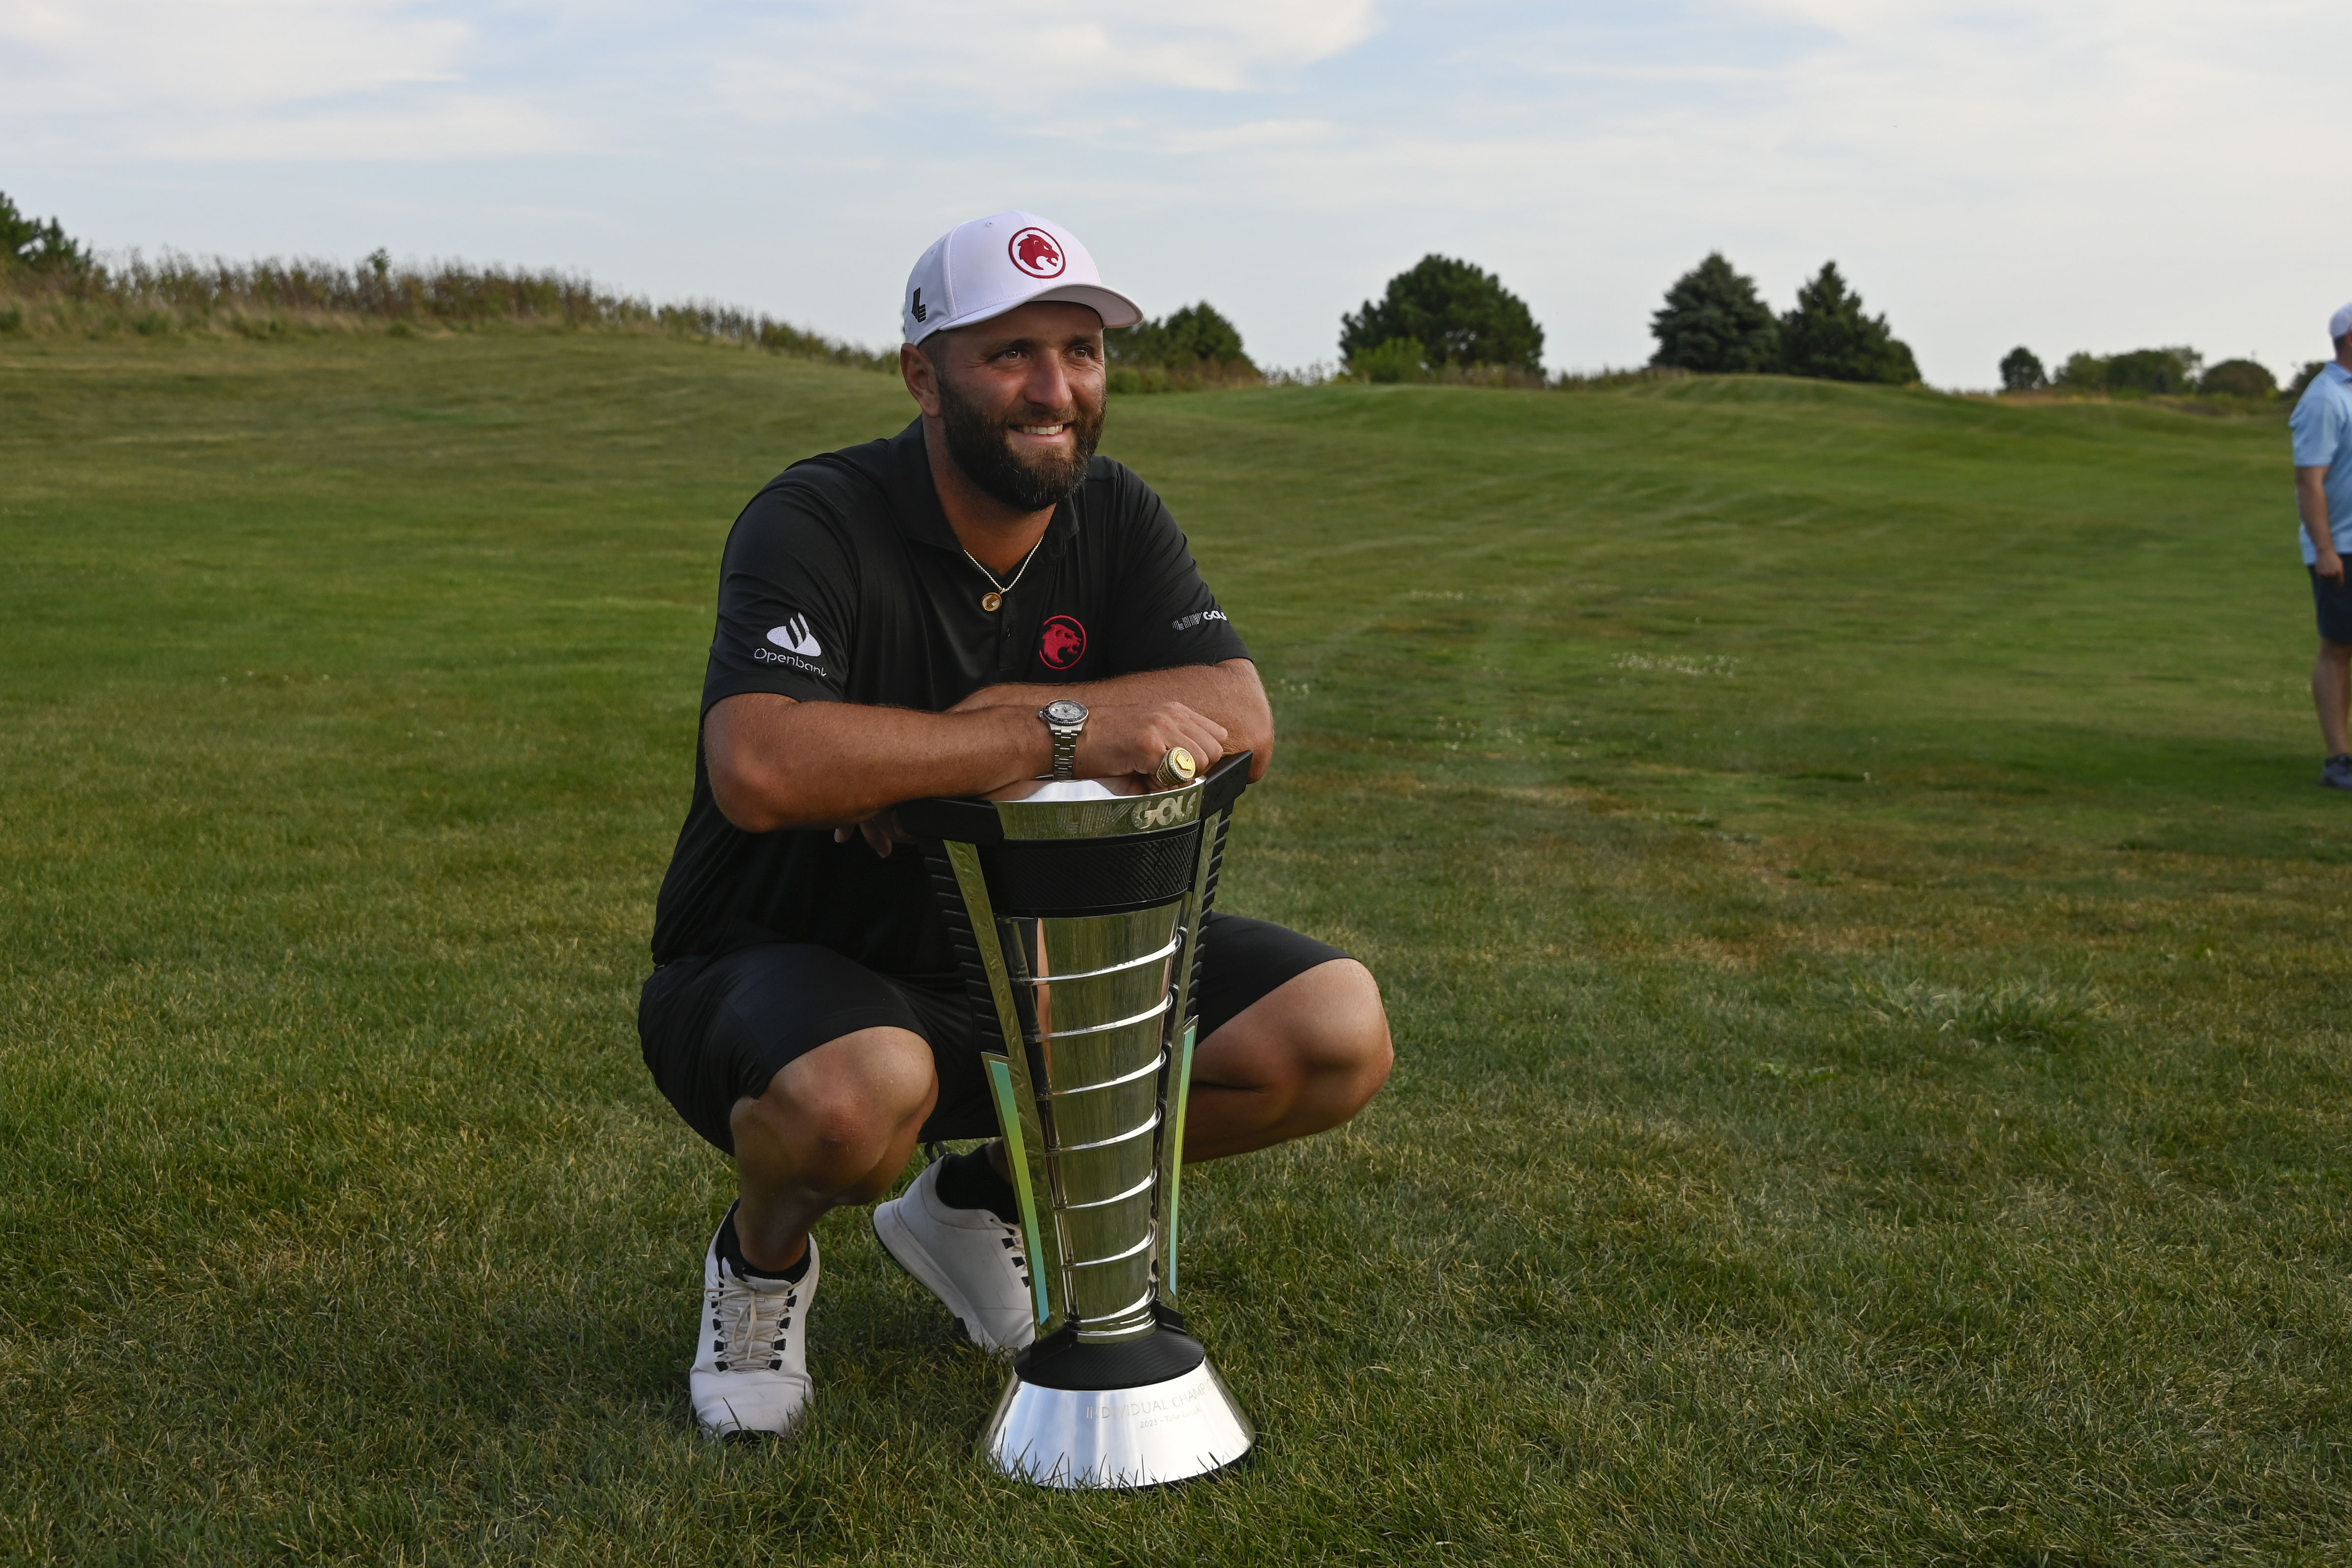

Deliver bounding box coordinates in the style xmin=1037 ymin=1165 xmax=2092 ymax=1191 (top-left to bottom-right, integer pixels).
xmin=637 ymin=912 xmax=1351 ymax=1152
xmin=2314 ymin=566 xmax=2352 ymax=644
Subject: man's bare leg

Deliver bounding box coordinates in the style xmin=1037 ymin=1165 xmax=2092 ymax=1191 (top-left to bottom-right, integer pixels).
xmin=729 ymin=1026 xmax=938 ymax=1272
xmin=2314 ymin=640 xmax=2352 ymax=757
xmin=1181 ymin=959 xmax=1392 ymax=1162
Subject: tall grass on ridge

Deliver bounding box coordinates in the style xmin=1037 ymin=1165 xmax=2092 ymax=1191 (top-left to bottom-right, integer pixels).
xmin=0 ymin=247 xmax=891 ymax=367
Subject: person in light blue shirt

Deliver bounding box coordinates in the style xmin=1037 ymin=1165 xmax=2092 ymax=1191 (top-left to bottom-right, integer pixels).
xmin=2289 ymin=301 xmax=2352 ymax=789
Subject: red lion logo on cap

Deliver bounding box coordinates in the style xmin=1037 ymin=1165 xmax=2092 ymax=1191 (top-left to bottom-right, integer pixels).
xmin=1039 ymin=614 xmax=1086 ymax=669
xmin=1009 ymin=227 xmax=1066 ymax=279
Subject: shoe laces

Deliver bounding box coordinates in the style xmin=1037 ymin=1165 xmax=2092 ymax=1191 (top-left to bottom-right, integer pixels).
xmin=992 ymin=1216 xmax=1032 ymax=1291
xmin=708 ymin=1268 xmax=799 ymax=1374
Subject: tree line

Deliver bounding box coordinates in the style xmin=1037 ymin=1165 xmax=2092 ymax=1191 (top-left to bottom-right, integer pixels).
xmin=10 ymin=188 xmax=2315 ymax=400
xmin=1996 ymin=343 xmax=2312 ymax=403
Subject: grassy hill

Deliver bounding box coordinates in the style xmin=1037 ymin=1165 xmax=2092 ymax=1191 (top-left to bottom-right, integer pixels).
xmin=2 ymin=332 xmax=2346 ymax=1564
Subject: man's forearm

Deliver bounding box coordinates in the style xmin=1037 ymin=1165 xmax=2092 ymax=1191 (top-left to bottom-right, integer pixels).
xmin=2299 ymin=469 xmax=2335 ymax=560
xmin=951 ymin=659 xmax=1274 ymax=778
xmin=707 ymin=696 xmax=1045 ymax=832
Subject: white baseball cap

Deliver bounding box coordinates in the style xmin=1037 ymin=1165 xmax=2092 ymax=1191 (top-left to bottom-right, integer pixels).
xmin=2331 ymin=302 xmax=2352 ymax=341
xmin=902 ymin=211 xmax=1142 ymax=345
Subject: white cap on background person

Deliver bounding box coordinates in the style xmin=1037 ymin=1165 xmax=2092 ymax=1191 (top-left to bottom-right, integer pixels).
xmin=902 ymin=211 xmax=1143 ymax=346
xmin=2330 ymin=302 xmax=2352 ymax=341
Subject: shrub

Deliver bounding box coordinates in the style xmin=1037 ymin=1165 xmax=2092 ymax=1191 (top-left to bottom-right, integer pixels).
xmin=2286 ymin=361 xmax=2330 ymax=400
xmin=1348 ymin=337 xmax=1429 ymax=383
xmin=1999 ymin=347 xmax=2047 ymax=392
xmin=1651 ymin=253 xmax=1779 ymax=373
xmin=2199 ymin=359 xmax=2276 ymax=399
xmin=1778 ymin=263 xmax=1918 ymax=384
xmin=1339 ymin=255 xmax=1542 ymax=373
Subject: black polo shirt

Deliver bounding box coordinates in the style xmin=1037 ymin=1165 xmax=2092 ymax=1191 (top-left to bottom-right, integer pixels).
xmin=649 ymin=418 xmax=1252 ymax=974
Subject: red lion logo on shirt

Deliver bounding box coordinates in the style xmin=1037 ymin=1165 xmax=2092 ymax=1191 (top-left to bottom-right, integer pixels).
xmin=1008 ymin=228 xmax=1066 ymax=278
xmin=1039 ymin=614 xmax=1086 ymax=669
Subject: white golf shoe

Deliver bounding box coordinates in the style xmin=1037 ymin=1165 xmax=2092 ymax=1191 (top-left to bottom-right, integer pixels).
xmin=690 ymin=1208 xmax=816 ymax=1439
xmin=872 ymin=1157 xmax=1036 ymax=1354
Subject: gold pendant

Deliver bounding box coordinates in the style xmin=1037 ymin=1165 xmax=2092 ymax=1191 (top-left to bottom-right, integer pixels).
xmin=980 ymin=591 xmax=1003 ymax=612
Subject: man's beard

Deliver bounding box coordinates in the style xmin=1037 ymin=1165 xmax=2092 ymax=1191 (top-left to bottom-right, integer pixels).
xmin=937 ymin=373 xmax=1105 ymax=513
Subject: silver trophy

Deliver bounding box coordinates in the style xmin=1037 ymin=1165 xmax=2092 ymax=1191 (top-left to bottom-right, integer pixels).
xmin=899 ymin=752 xmax=1256 ymax=1489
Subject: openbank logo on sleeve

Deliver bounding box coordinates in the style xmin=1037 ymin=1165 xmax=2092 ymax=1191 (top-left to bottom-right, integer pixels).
xmin=753 ymin=614 xmax=827 ymax=674
xmin=1171 ymin=608 xmax=1229 ymax=633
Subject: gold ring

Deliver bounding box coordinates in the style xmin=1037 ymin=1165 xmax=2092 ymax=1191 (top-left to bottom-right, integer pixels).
xmin=1153 ymin=746 xmax=1197 ymax=790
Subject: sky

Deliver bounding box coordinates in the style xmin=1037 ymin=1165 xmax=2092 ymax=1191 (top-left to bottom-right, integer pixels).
xmin=4 ymin=0 xmax=2350 ymax=387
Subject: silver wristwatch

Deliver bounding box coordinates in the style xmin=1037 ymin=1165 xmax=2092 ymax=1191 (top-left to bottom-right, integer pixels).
xmin=1039 ymin=698 xmax=1088 ymax=781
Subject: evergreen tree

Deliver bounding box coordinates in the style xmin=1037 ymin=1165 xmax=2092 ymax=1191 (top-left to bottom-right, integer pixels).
xmin=1650 ymin=253 xmax=1779 ymax=373
xmin=1778 ymin=262 xmax=1918 ymax=384
xmin=0 ymin=190 xmax=89 ymax=273
xmin=1999 ymin=347 xmax=2047 ymax=392
xmin=1339 ymin=255 xmax=1543 ymax=372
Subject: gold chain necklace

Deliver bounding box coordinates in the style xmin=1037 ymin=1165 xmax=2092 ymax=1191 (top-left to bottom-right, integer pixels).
xmin=962 ymin=541 xmax=1042 ymax=612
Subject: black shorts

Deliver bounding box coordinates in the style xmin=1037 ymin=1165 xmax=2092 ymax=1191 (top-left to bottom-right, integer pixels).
xmin=2314 ymin=566 xmax=2352 ymax=645
xmin=637 ymin=912 xmax=1350 ymax=1152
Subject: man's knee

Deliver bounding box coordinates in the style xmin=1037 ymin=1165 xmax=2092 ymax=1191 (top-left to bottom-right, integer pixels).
xmin=1309 ymin=960 xmax=1394 ymax=1111
xmin=1235 ymin=958 xmax=1392 ymax=1115
xmin=731 ymin=1025 xmax=936 ymax=1176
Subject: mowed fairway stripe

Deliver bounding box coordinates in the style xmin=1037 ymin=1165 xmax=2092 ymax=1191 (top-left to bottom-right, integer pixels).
xmin=2 ymin=334 xmax=2347 ymax=1564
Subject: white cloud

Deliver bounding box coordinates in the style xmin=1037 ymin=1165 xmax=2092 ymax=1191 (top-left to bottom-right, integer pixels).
xmin=708 ymin=0 xmax=1381 ymax=109
xmin=887 ymin=0 xmax=1377 ymax=91
xmin=160 ymin=93 xmax=579 ymax=161
xmin=0 ymin=0 xmax=571 ymax=157
xmin=0 ymin=0 xmax=468 ymax=109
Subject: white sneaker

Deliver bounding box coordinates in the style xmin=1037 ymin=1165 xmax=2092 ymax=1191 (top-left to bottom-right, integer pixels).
xmin=872 ymin=1157 xmax=1036 ymax=1354
xmin=689 ymin=1207 xmax=816 ymax=1439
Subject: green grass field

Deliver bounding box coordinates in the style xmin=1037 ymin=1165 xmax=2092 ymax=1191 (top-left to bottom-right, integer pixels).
xmin=4 ymin=332 xmax=2348 ymax=1565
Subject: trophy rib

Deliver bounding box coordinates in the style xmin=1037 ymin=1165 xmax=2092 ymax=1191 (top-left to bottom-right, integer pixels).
xmin=1042 ymin=1050 xmax=1167 ymax=1100
xmin=1057 ymin=1169 xmax=1157 ymax=1211
xmin=1066 ymin=1228 xmax=1157 ymax=1268
xmin=1077 ymin=1283 xmax=1158 ymax=1325
xmin=1011 ymin=937 xmax=1181 ymax=986
xmin=1050 ymin=1110 xmax=1161 ymax=1155
xmin=1035 ymin=995 xmax=1171 ymax=1043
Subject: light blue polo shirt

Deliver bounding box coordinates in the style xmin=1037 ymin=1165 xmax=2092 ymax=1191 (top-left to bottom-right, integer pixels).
xmin=2291 ymin=362 xmax=2352 ymax=564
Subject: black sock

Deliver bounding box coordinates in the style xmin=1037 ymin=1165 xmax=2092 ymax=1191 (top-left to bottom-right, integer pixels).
xmin=933 ymin=1145 xmax=1020 ymax=1224
xmin=717 ymin=1206 xmax=811 ymax=1283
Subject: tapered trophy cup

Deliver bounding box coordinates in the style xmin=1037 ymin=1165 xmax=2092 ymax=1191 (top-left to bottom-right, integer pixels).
xmin=897 ymin=751 xmax=1256 ymax=1490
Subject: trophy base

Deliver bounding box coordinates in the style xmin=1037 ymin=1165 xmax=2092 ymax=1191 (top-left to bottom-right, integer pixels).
xmin=981 ymin=1327 xmax=1254 ymax=1489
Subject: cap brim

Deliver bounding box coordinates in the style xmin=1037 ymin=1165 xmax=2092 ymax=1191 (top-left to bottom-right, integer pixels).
xmin=926 ymin=282 xmax=1145 ymax=340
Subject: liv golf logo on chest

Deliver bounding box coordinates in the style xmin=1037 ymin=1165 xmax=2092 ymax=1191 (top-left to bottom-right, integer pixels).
xmin=755 ymin=615 xmax=825 ymax=674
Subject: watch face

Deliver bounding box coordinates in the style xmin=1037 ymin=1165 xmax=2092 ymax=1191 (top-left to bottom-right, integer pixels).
xmin=1043 ymin=699 xmax=1088 ymax=726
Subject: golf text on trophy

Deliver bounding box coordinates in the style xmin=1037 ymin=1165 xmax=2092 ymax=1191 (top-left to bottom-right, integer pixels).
xmin=897 ymin=746 xmax=1255 ymax=1489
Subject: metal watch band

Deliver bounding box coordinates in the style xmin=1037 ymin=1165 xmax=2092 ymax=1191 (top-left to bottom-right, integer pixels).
xmin=1040 ymin=700 xmax=1086 ymax=781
